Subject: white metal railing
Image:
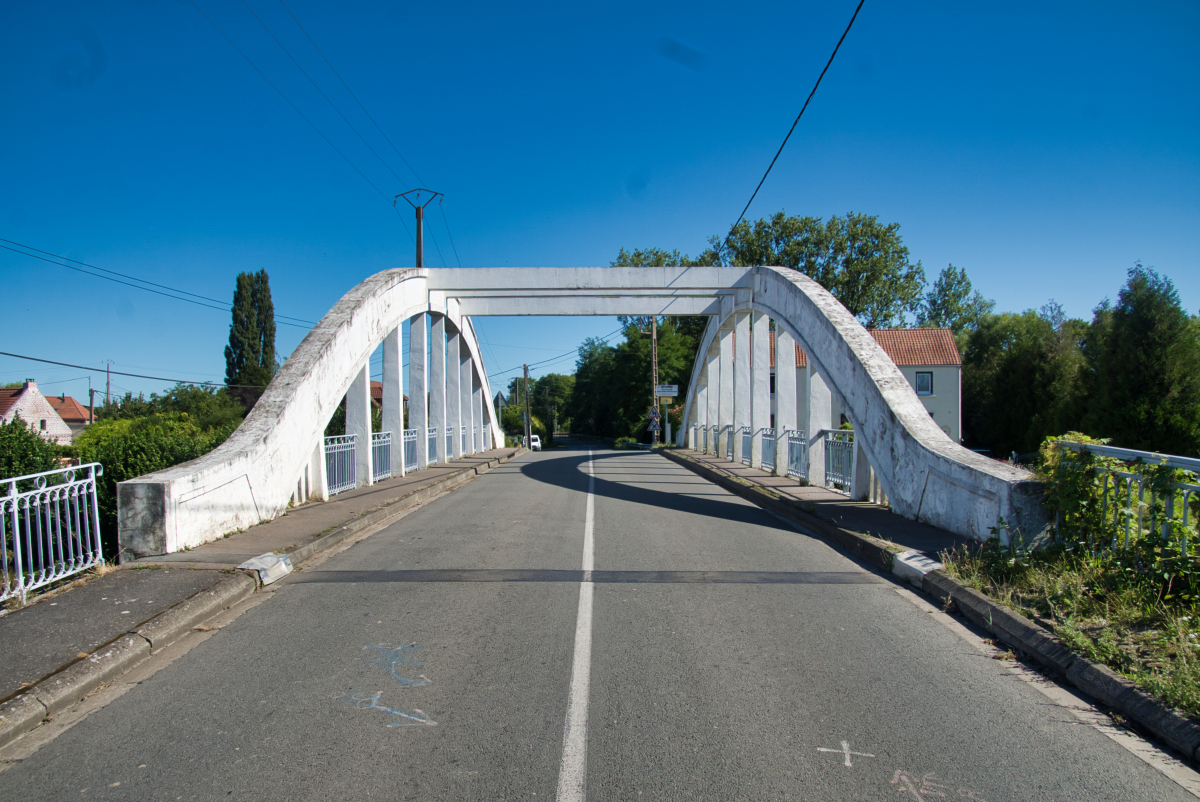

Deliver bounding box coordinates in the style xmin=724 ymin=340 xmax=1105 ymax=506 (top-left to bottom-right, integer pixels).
xmin=403 ymin=429 xmax=418 ymax=471
xmin=740 ymin=427 xmax=752 ymax=465
xmin=725 ymin=426 xmax=734 ymax=460
xmin=472 ymin=425 xmax=478 ymax=454
xmin=824 ymin=430 xmax=854 ymax=493
xmin=787 ymin=430 xmax=807 ymax=479
xmin=372 ymin=431 xmax=392 ymax=481
xmin=1054 ymin=440 xmax=1200 ymax=554
xmin=427 ymin=427 xmax=439 ymax=465
xmin=324 ymin=434 xmax=357 ymax=495
xmin=701 ymin=425 xmax=708 ymax=453
xmin=2 ymin=463 xmax=104 ymax=604
xmin=761 ymin=428 xmax=776 ymax=470
xmin=461 ymin=426 xmax=467 ymax=455
xmin=446 ymin=429 xmax=454 ymax=461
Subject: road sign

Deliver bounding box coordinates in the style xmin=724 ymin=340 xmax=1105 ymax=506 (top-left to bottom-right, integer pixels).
xmin=654 ymin=385 xmax=678 ymax=397
xmin=649 ymin=407 xmax=661 ymax=419
xmin=648 ymin=420 xmax=661 ymax=431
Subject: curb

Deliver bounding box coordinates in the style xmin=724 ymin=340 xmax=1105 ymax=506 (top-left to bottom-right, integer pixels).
xmin=662 ymin=447 xmax=1200 ymax=765
xmin=0 ymin=448 xmax=525 ymax=752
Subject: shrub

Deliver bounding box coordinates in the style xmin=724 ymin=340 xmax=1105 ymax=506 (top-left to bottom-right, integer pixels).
xmin=0 ymin=416 xmax=63 ymax=482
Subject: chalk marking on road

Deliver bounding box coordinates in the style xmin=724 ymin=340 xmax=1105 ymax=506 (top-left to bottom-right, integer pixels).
xmin=891 ymin=770 xmax=988 ymax=801
xmin=364 ymin=642 xmax=431 ymax=687
xmin=345 ymin=692 xmax=437 ymax=727
xmin=893 ymin=585 xmax=1200 ymax=798
xmin=816 ymin=740 xmax=874 ymax=767
xmin=555 ymin=450 xmax=595 ymax=802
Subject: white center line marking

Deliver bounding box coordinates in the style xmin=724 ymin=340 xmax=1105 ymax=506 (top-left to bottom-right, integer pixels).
xmin=556 ymin=450 xmax=595 ymax=802
xmin=817 ymin=741 xmax=875 ymax=767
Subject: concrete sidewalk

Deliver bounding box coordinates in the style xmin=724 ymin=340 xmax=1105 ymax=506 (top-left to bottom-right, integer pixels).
xmin=675 ymin=448 xmax=973 ymax=556
xmin=0 ymin=446 xmax=522 ymax=747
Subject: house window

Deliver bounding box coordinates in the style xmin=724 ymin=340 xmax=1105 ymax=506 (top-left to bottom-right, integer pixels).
xmin=769 ymin=374 xmax=775 ymax=395
xmin=915 ymin=372 xmax=933 ymax=396
xmin=40 ymin=419 xmax=47 ymax=430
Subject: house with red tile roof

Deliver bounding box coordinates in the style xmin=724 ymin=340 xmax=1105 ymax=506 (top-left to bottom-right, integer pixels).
xmin=46 ymin=393 xmax=93 ymax=438
xmin=767 ymin=328 xmax=962 ymax=441
xmin=0 ymin=380 xmax=75 ymax=445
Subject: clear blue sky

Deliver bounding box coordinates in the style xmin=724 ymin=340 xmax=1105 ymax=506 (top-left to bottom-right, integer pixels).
xmin=2 ymin=1 xmax=1197 ymax=402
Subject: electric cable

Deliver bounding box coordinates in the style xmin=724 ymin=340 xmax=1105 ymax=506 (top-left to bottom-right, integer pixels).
xmin=486 ymin=328 xmax=624 ymax=380
xmin=0 ymin=238 xmax=316 ymax=326
xmin=188 ymin=0 xmax=414 ymax=245
xmin=0 ymin=351 xmax=269 ymax=389
xmin=727 ymin=0 xmax=865 ymax=239
xmin=439 ymin=200 xmax=463 ymax=267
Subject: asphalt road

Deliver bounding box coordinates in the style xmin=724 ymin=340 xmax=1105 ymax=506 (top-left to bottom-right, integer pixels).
xmin=0 ymin=442 xmax=1193 ymax=800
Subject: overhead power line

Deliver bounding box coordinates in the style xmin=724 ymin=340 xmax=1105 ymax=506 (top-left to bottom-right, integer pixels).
xmin=188 ymin=0 xmax=414 ymax=245
xmin=0 ymin=351 xmax=268 ymax=389
xmin=487 ymin=328 xmax=624 ymax=380
xmin=728 ymin=0 xmax=865 ymax=237
xmin=0 ymin=240 xmax=315 ymax=329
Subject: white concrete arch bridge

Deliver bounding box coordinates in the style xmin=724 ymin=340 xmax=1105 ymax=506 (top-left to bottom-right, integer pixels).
xmin=118 ymin=266 xmax=1045 ymax=558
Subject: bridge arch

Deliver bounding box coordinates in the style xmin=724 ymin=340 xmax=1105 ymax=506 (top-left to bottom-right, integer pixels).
xmin=119 ymin=266 xmax=1043 ymax=558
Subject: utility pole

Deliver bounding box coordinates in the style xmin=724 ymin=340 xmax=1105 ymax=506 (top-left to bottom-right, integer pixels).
xmin=651 ymin=315 xmax=659 ymax=446
xmin=88 ymin=388 xmax=95 ymax=425
xmin=105 ymin=361 xmax=111 ymax=405
xmin=523 ymin=364 xmax=532 ymax=448
xmin=395 ymin=189 xmax=443 ymax=267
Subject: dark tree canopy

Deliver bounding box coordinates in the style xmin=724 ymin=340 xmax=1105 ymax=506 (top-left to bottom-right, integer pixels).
xmin=918 ymin=264 xmax=996 ymax=336
xmin=224 ymin=269 xmax=277 ymax=408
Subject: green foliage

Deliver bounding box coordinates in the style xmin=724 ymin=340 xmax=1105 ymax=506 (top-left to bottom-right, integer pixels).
xmin=225 ymin=269 xmax=277 ymax=409
xmin=0 ymin=416 xmax=63 ymax=480
xmin=76 ymin=414 xmax=238 ymax=555
xmin=1080 ymin=263 xmax=1200 ymax=457
xmin=917 ymin=264 xmax=996 ymax=337
xmin=709 ymin=211 xmax=926 ymax=327
xmin=323 ymin=397 xmax=384 ymax=437
xmin=961 ymin=305 xmax=1087 ymax=456
xmin=613 ymin=436 xmax=638 ymax=449
xmin=95 ymin=384 xmax=246 ymax=432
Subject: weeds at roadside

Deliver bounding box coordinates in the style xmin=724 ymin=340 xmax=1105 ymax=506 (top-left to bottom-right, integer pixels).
xmin=945 ymin=541 xmax=1200 ymax=717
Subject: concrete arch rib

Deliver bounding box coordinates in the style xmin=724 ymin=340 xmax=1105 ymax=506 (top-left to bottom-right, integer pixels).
xmin=679 ymin=266 xmax=1043 ymax=542
xmin=118 ymin=268 xmax=503 ymax=557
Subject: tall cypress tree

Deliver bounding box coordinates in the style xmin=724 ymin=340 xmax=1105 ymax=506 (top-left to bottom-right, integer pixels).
xmin=225 ymin=269 xmax=277 ymax=408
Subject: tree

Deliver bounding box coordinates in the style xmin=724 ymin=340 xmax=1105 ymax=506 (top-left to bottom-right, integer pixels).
xmin=95 ymin=384 xmax=245 ymax=431
xmin=224 ymin=269 xmax=277 ymax=408
xmin=569 ymin=337 xmax=619 ymax=437
xmin=0 ymin=416 xmax=62 ymax=480
xmin=611 ymin=247 xmax=713 ymax=342
xmin=1080 ymin=264 xmax=1200 ymax=456
xmin=708 ymin=211 xmax=926 ymax=327
xmin=917 ymin=264 xmax=996 ymax=337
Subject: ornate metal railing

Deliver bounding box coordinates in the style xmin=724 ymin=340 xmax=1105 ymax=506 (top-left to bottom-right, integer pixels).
xmin=461 ymin=426 xmax=467 ymax=456
xmin=403 ymin=429 xmax=418 ymax=471
xmin=427 ymin=427 xmax=439 ymax=465
xmin=446 ymin=429 xmax=454 ymax=461
xmin=371 ymin=431 xmax=392 ymax=481
xmin=761 ymin=429 xmax=776 ymax=470
xmin=2 ymin=463 xmax=104 ymax=604
xmin=787 ymin=430 xmax=807 ymax=479
xmin=824 ymin=430 xmax=854 ymax=493
xmin=324 ymin=435 xmax=357 ymax=495
xmin=740 ymin=427 xmax=752 ymax=465
xmin=725 ymin=426 xmax=734 ymax=460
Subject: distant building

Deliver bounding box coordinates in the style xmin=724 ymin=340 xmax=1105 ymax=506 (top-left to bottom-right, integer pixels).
xmin=46 ymin=393 xmax=92 ymax=439
xmin=0 ymin=379 xmax=75 ymax=445
xmin=769 ymin=328 xmax=962 ymax=442
xmin=369 ymin=381 xmax=407 ymax=410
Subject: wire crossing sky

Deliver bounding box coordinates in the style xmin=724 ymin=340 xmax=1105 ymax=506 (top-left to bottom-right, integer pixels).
xmin=1 ymin=1 xmax=1197 ymax=400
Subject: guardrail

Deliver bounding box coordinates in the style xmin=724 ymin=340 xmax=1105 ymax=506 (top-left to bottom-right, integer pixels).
xmin=427 ymin=427 xmax=439 ymax=465
xmin=2 ymin=463 xmax=105 ymax=604
xmin=787 ymin=430 xmax=807 ymax=479
xmin=461 ymin=426 xmax=467 ymax=456
xmin=1054 ymin=440 xmax=1200 ymax=554
xmin=762 ymin=428 xmax=776 ymax=471
xmin=403 ymin=429 xmax=418 ymax=471
xmin=371 ymin=431 xmax=392 ymax=481
xmin=740 ymin=427 xmax=752 ymax=465
xmin=824 ymin=430 xmax=854 ymax=493
xmin=324 ymin=435 xmax=357 ymax=495
xmin=725 ymin=426 xmax=734 ymax=461
xmin=701 ymin=425 xmax=708 ymax=453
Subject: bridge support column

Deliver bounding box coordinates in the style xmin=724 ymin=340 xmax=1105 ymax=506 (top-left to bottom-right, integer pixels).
xmin=807 ymin=362 xmax=832 ymax=487
xmin=775 ymin=329 xmax=797 ymax=477
xmin=706 ymin=341 xmax=719 ymax=454
xmin=851 ymin=439 xmax=872 ymax=501
xmin=691 ymin=373 xmax=706 ymax=450
xmin=410 ymin=313 xmax=428 ymax=470
xmin=382 ymin=326 xmax=405 ymax=477
xmin=461 ymin=342 xmax=475 ymax=455
xmin=472 ymin=370 xmax=484 ymax=450
xmin=733 ymin=311 xmax=750 ymax=463
xmin=718 ymin=317 xmax=734 ymax=459
xmin=346 ymin=362 xmax=373 ymax=487
xmin=311 ymin=438 xmax=328 ymax=502
xmin=447 ymin=326 xmax=462 ymax=459
xmin=750 ymin=311 xmax=770 ymax=471
xmin=430 ymin=315 xmax=446 ymax=465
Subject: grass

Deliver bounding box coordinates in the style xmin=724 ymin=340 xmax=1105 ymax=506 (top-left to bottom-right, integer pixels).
xmin=944 ymin=542 xmax=1200 ymax=718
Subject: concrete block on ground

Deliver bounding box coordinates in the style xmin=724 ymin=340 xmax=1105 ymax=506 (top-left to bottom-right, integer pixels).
xmin=239 ymin=553 xmax=293 ymax=586
xmin=34 ymin=634 xmax=150 ymax=717
xmin=0 ymin=693 xmax=48 ymax=750
xmin=892 ymin=550 xmax=943 ymax=588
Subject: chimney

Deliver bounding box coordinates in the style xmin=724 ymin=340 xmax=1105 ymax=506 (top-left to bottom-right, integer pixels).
xmin=24 ymin=379 xmax=35 ymax=391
